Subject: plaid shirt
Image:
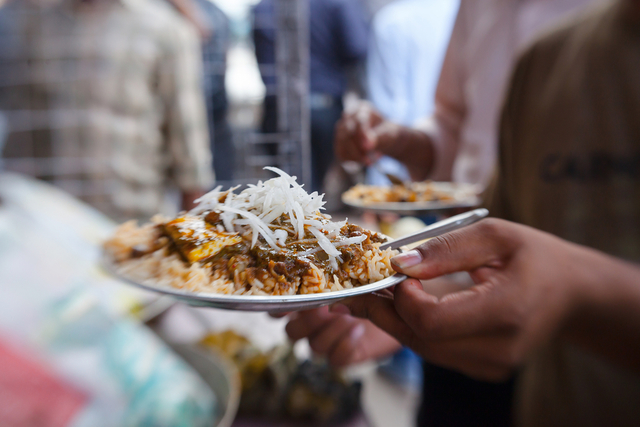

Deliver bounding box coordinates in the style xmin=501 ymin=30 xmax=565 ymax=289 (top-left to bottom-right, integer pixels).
xmin=0 ymin=0 xmax=214 ymax=220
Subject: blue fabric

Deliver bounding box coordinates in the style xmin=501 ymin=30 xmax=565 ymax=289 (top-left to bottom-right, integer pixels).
xmin=253 ymin=0 xmax=277 ymax=92
xmin=367 ymin=0 xmax=459 ymax=126
xmin=196 ymin=0 xmax=229 ymax=114
xmin=194 ymin=0 xmax=235 ymax=181
xmin=365 ymin=0 xmax=459 ymax=186
xmin=310 ymin=98 xmax=344 ymax=191
xmin=253 ymin=0 xmax=369 ymax=96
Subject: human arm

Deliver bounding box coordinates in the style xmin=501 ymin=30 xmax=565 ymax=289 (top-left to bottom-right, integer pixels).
xmin=283 ymin=306 xmax=401 ymax=367
xmin=334 ymin=102 xmax=435 ymax=181
xmin=332 ymin=219 xmax=640 ymax=380
xmin=411 ymin=0 xmax=467 ymax=182
xmin=335 ymin=1 xmax=469 ymax=181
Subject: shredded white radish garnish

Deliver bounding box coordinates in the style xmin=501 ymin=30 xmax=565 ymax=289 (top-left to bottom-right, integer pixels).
xmin=298 ymin=247 xmax=322 ymax=256
xmin=308 ymin=227 xmax=341 ymax=258
xmin=333 ymin=235 xmax=367 ymax=246
xmin=189 ymin=167 xmax=374 ymax=271
xmin=274 ymin=229 xmax=288 ymax=246
xmin=218 ymin=206 xmax=280 ymax=251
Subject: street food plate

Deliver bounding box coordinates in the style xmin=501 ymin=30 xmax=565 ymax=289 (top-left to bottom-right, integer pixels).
xmin=102 ymin=167 xmax=406 ymax=312
xmin=342 ymin=182 xmax=482 ymax=214
xmin=102 ymin=251 xmax=406 ymax=312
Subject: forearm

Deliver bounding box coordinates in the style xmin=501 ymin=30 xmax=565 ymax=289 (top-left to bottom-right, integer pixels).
xmin=565 ymin=247 xmax=640 ymax=371
xmin=379 ymin=125 xmax=434 ymax=181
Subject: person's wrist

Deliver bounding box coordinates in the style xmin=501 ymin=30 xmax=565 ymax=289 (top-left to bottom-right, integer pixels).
xmin=376 ymin=124 xmax=433 ymax=181
xmin=557 ymin=243 xmax=613 ymax=338
xmin=398 ymin=128 xmax=433 ymax=181
xmin=557 ymin=244 xmax=640 ymax=370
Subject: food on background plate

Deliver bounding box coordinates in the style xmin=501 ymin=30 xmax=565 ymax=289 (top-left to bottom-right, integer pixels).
xmin=343 ymin=181 xmax=476 ymax=204
xmin=104 ymin=168 xmax=397 ymax=296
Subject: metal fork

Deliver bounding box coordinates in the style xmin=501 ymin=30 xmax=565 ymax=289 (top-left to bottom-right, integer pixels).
xmin=372 ymin=208 xmax=489 ymax=299
xmin=380 ymin=208 xmax=489 ymax=251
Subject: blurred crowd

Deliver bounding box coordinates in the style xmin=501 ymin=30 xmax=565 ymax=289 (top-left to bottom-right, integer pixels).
xmin=0 ymin=0 xmax=466 ymax=221
xmin=0 ymin=0 xmax=224 ymax=220
xmin=0 ymin=0 xmax=467 ymax=220
xmin=2 ymin=0 xmax=640 ymax=425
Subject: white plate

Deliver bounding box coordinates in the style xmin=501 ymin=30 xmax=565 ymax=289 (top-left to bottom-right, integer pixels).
xmin=102 ymin=253 xmax=406 ymax=312
xmin=342 ymin=182 xmax=481 ymax=214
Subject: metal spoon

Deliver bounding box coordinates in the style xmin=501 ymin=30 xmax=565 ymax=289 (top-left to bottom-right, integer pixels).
xmin=379 ymin=208 xmax=489 ymax=250
xmin=383 ymin=171 xmax=406 ymax=186
xmin=364 ymin=150 xmax=408 ymax=186
xmin=371 ymin=208 xmax=488 ymax=300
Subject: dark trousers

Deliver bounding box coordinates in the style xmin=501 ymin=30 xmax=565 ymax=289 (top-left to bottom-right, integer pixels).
xmin=260 ymin=94 xmax=343 ymax=193
xmin=211 ymin=107 xmax=234 ymax=182
xmin=310 ymin=97 xmax=343 ymax=193
xmin=417 ymin=363 xmax=515 ymax=427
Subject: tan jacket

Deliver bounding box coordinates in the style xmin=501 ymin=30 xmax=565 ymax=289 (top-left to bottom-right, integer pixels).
xmin=486 ymin=1 xmax=640 ymax=424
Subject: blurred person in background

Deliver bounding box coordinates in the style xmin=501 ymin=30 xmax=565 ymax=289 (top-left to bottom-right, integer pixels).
xmin=168 ymin=0 xmax=234 ymax=182
xmin=197 ymin=0 xmax=233 ymax=183
xmin=253 ymin=0 xmax=278 ymax=137
xmin=364 ymin=0 xmax=459 ymax=186
xmin=361 ymin=0 xmax=460 ymax=389
xmin=287 ymin=0 xmax=607 ymax=425
xmin=0 ymin=0 xmax=214 ymax=221
xmin=253 ymin=0 xmax=369 ymax=192
xmin=335 ymin=0 xmax=602 ymax=188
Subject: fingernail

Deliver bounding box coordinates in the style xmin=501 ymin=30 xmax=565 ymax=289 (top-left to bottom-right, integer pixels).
xmin=349 ymin=323 xmax=366 ymax=342
xmin=391 ymin=250 xmax=423 ymax=269
xmin=330 ymin=303 xmax=351 ymax=315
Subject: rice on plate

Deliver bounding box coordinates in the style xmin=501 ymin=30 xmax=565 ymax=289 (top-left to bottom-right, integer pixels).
xmin=104 ymin=168 xmax=398 ymax=296
xmin=344 ymin=182 xmax=459 ymax=204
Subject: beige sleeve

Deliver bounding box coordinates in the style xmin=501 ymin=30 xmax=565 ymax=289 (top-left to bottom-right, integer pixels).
xmin=483 ymin=42 xmax=538 ymax=221
xmin=158 ymin=16 xmax=215 ymax=191
xmin=413 ymin=0 xmax=468 ymax=181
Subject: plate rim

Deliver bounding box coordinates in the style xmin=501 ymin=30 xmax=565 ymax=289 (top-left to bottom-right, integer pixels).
xmin=102 ymin=251 xmax=407 ymax=306
xmin=341 ymin=196 xmax=481 ymax=212
xmin=341 ymin=181 xmax=482 ymax=212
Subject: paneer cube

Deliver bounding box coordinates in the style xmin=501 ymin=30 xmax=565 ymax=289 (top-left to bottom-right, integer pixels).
xmin=165 ymin=216 xmax=242 ymax=263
